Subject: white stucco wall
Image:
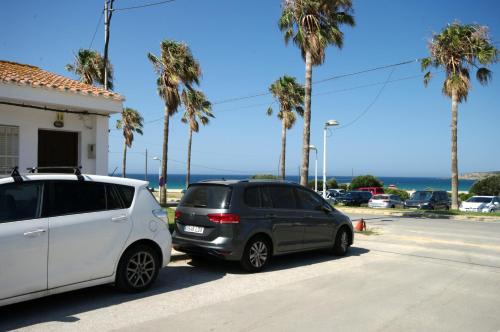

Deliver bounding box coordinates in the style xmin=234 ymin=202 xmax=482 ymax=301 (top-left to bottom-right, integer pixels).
xmin=0 ymin=103 xmax=109 ymax=175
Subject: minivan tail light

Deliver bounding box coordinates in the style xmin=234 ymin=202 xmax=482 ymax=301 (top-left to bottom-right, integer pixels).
xmin=207 ymin=213 xmax=240 ymax=224
xmin=175 ymin=210 xmax=181 ymax=220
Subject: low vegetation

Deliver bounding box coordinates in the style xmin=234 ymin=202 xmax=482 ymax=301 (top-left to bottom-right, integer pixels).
xmin=470 ymin=175 xmax=500 ymax=196
xmin=349 ymin=175 xmax=383 ymax=189
xmin=384 ymin=187 xmax=410 ymax=200
xmin=251 ymin=174 xmax=279 ymax=180
xmin=307 ymin=178 xmax=338 ymax=190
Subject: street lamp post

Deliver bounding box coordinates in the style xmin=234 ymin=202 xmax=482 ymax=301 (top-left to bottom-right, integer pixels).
xmin=323 ymin=120 xmax=339 ymax=198
xmin=309 ymin=145 xmax=318 ymax=192
xmin=152 ymin=156 xmax=162 ymax=189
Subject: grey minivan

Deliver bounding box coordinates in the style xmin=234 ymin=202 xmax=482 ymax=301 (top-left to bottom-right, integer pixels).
xmin=172 ymin=180 xmax=354 ymax=272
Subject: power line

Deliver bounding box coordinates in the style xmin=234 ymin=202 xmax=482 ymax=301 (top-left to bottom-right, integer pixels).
xmin=116 ymin=72 xmax=427 ymax=129
xmin=89 ymin=10 xmax=104 ymax=49
xmin=112 ymin=0 xmax=176 ymax=11
xmin=212 ymin=58 xmax=419 ymax=105
xmin=336 ymin=68 xmax=396 ymax=130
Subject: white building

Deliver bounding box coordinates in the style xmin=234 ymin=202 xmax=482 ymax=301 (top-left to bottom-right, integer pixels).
xmin=0 ymin=60 xmax=123 ymax=175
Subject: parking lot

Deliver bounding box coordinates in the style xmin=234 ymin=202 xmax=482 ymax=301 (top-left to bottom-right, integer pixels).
xmin=1 ymin=214 xmax=500 ymax=332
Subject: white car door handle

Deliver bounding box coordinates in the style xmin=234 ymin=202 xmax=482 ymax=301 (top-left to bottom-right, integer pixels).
xmin=111 ymin=215 xmax=128 ymax=223
xmin=23 ymin=229 xmax=46 ymax=237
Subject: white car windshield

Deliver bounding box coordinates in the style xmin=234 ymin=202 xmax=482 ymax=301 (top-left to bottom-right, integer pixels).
xmin=467 ymin=197 xmax=492 ymax=203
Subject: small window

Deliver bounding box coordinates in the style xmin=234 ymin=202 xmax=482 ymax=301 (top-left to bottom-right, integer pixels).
xmin=268 ymin=186 xmax=297 ymax=209
xmin=180 ymin=184 xmax=231 ymax=209
xmin=296 ymin=188 xmax=323 ymax=211
xmin=0 ymin=182 xmax=43 ymax=223
xmin=0 ymin=125 xmax=19 ymax=175
xmin=260 ymin=186 xmax=274 ymax=208
xmin=106 ymin=184 xmax=124 ymax=210
xmin=51 ymin=181 xmax=106 ymax=216
xmin=244 ymin=187 xmax=260 ymax=208
xmin=116 ymin=185 xmax=135 ymax=208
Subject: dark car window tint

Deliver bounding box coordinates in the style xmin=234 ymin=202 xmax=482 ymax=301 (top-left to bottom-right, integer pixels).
xmin=51 ymin=181 xmax=105 ymax=216
xmin=244 ymin=187 xmax=260 ymax=208
xmin=260 ymin=186 xmax=273 ymax=208
xmin=296 ymin=188 xmax=323 ymax=211
xmin=116 ymin=185 xmax=135 ymax=208
xmin=0 ymin=182 xmax=43 ymax=223
xmin=106 ymin=185 xmax=124 ymax=210
xmin=180 ymin=185 xmax=232 ymax=209
xmin=268 ymin=186 xmax=297 ymax=209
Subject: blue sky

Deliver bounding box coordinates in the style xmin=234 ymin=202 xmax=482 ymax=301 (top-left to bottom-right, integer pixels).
xmin=1 ymin=0 xmax=499 ymax=177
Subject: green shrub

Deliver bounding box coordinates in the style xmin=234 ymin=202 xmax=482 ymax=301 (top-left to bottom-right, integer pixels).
xmin=459 ymin=192 xmax=474 ymax=202
xmin=470 ymin=175 xmax=500 ymax=196
xmin=338 ymin=184 xmax=349 ymax=190
xmin=307 ymin=178 xmax=338 ymax=190
xmin=251 ymin=174 xmax=279 ymax=180
xmin=384 ymin=188 xmax=410 ymax=200
xmin=349 ymin=175 xmax=383 ymax=190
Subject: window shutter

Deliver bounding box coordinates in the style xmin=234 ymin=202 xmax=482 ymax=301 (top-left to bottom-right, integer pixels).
xmin=0 ymin=125 xmax=19 ymax=175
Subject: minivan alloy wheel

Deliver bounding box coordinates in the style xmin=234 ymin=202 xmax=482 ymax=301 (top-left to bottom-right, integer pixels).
xmin=126 ymin=251 xmax=156 ymax=288
xmin=249 ymin=241 xmax=268 ymax=268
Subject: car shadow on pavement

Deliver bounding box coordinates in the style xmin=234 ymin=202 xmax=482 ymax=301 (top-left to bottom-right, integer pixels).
xmin=185 ymin=246 xmax=370 ymax=275
xmin=0 ymin=265 xmax=225 ymax=331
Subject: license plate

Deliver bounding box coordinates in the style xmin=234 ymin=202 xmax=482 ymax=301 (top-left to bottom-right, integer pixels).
xmin=184 ymin=225 xmax=204 ymax=234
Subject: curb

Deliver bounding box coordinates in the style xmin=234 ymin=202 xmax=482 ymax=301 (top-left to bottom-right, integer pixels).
xmin=336 ymin=207 xmax=500 ymax=222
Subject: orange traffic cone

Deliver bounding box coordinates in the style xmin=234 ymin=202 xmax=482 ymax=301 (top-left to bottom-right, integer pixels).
xmin=355 ymin=218 xmax=366 ymax=231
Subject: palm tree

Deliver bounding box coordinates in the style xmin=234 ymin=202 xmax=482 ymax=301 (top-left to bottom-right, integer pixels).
xmin=116 ymin=108 xmax=143 ymax=178
xmin=181 ymin=89 xmax=214 ymax=188
xmin=421 ymin=22 xmax=498 ymax=210
xmin=279 ymin=0 xmax=355 ymax=186
xmin=147 ymin=40 xmax=201 ymax=205
xmin=65 ymin=49 xmax=114 ymax=89
xmin=267 ymin=75 xmax=305 ymax=179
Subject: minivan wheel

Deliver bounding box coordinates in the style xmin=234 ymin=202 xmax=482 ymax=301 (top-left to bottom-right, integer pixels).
xmin=240 ymin=236 xmax=271 ymax=273
xmin=332 ymin=228 xmax=350 ymax=256
xmin=116 ymin=245 xmax=160 ymax=292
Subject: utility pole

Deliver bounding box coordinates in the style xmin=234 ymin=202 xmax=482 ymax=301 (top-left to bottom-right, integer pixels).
xmin=103 ymin=0 xmax=114 ymax=91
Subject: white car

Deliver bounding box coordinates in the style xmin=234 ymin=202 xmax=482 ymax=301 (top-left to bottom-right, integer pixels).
xmin=368 ymin=194 xmax=404 ymax=209
xmin=0 ymin=169 xmax=171 ymax=307
xmin=459 ymin=196 xmax=500 ymax=213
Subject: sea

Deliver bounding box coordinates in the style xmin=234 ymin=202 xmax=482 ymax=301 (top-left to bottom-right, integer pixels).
xmin=117 ymin=173 xmax=476 ymax=192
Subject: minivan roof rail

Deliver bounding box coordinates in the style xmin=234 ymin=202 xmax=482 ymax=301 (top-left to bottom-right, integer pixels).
xmin=198 ymin=178 xmax=227 ymax=182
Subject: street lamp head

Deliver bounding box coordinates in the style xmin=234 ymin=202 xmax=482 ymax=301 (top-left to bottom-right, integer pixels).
xmin=309 ymin=144 xmax=317 ymax=151
xmin=325 ymin=120 xmax=339 ymax=127
xmin=152 ymin=156 xmax=160 ymax=161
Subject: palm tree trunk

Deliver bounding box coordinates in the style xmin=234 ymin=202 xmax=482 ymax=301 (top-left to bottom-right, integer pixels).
xmin=300 ymin=50 xmax=313 ymax=186
xmin=122 ymin=141 xmax=127 ymax=178
xmin=451 ymin=90 xmax=459 ymax=210
xmin=280 ymin=117 xmax=287 ymax=180
xmin=160 ymin=107 xmax=170 ymax=206
xmin=186 ymin=127 xmax=193 ymax=188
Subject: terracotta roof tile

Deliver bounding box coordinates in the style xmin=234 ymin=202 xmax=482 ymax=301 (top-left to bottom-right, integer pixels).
xmin=0 ymin=60 xmax=123 ymax=101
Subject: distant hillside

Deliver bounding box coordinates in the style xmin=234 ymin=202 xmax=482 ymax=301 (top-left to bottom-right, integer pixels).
xmin=459 ymin=171 xmax=500 ymax=180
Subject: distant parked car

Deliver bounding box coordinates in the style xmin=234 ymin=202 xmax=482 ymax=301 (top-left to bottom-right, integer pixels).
xmin=328 ymin=188 xmax=346 ymax=196
xmin=356 ymin=187 xmax=384 ymax=196
xmin=459 ymin=196 xmax=500 ymax=213
xmin=0 ymin=170 xmax=171 ymax=307
xmin=173 ymin=180 xmax=353 ymax=272
xmin=368 ymin=194 xmax=403 ymax=209
xmin=336 ymin=191 xmax=372 ymax=206
xmin=404 ymin=190 xmax=450 ymax=210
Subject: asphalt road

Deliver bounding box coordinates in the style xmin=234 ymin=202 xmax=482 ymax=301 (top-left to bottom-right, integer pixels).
xmin=1 ymin=214 xmax=500 ymax=332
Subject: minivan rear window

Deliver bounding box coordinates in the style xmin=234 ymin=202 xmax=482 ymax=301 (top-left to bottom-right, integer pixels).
xmin=180 ymin=184 xmax=232 ymax=209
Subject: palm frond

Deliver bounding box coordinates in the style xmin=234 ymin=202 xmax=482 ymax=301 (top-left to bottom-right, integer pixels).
xmin=476 ymin=67 xmax=492 ymax=86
